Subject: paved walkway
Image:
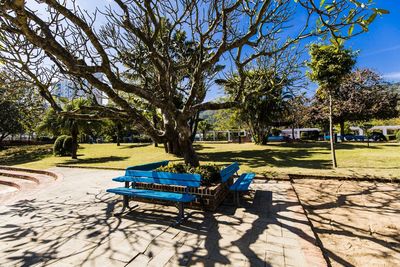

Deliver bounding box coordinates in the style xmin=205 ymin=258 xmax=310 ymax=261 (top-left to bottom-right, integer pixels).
xmin=0 ymin=168 xmax=326 ymax=266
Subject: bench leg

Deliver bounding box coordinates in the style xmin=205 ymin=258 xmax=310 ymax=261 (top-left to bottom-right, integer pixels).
xmin=173 ymin=203 xmax=188 ymax=226
xmin=114 ymin=195 xmax=138 ymax=217
xmin=235 ymin=191 xmax=241 ymax=207
xmin=123 ymin=195 xmax=129 ymax=209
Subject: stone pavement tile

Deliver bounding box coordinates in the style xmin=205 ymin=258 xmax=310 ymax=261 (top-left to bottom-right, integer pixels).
xmin=126 ymin=253 xmax=151 ymax=266
xmin=147 ymin=248 xmax=176 ymax=267
xmin=46 ymin=262 xmax=75 ymax=267
xmin=265 ymin=242 xmax=284 ymax=255
xmin=283 ymin=247 xmax=308 ymax=267
xmin=265 ymin=223 xmax=283 ymax=238
xmin=241 ymin=256 xmax=267 ymax=267
xmin=187 ymin=256 xmax=233 ymax=266
xmin=265 ymin=251 xmax=285 ymax=267
xmin=2 ymin=237 xmax=96 ymax=267
xmin=249 ymin=241 xmax=269 ymax=260
xmin=267 ymin=235 xmax=299 ymax=248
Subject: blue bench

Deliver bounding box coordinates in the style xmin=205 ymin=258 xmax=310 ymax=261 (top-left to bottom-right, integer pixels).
xmin=126 ymin=160 xmax=169 ymax=171
xmin=107 ymin=166 xmax=200 ymax=224
xmin=220 ymin=162 xmax=256 ymax=206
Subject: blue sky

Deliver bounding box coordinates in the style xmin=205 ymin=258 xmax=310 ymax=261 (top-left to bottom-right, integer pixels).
xmin=347 ymin=1 xmax=400 ymax=82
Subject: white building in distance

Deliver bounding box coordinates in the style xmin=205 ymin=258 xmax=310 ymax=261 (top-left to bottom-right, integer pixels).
xmin=53 ymin=73 xmax=106 ymax=105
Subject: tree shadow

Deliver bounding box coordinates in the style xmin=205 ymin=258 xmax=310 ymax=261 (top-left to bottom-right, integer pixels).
xmin=0 ymin=146 xmax=52 ymax=166
xmin=62 ymin=156 xmax=130 ymax=165
xmin=293 ymin=180 xmax=400 ymax=266
xmin=119 ymin=143 xmax=152 ymax=149
xmin=267 ymin=141 xmax=382 ymax=150
xmin=198 ymin=149 xmax=332 ymax=169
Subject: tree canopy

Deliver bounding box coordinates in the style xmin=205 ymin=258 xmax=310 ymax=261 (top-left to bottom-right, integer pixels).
xmin=310 ymin=69 xmax=399 ymax=136
xmin=0 ymin=90 xmax=24 ymax=146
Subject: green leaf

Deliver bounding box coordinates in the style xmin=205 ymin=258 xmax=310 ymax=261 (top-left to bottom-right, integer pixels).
xmin=366 ymin=13 xmax=378 ymax=24
xmin=375 ymin=8 xmax=389 ymax=15
xmin=348 ymin=24 xmax=355 ymax=36
xmin=320 ymin=0 xmax=326 ymax=8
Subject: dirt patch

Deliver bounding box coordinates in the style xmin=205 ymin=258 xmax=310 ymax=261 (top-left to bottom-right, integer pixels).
xmin=292 ymin=179 xmax=400 ymax=267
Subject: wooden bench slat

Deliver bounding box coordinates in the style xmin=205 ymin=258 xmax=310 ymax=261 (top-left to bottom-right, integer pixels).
xmin=125 ymin=160 xmax=169 ymax=172
xmin=230 ymin=173 xmax=255 ymax=191
xmin=106 ymin=187 xmax=196 ymax=202
xmin=112 ymin=175 xmax=201 ymax=187
xmin=220 ymin=162 xmax=239 ymax=183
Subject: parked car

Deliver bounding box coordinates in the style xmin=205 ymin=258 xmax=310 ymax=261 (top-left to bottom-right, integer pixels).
xmin=370 ymin=132 xmax=387 ymax=141
xmin=267 ymin=135 xmax=289 ymax=142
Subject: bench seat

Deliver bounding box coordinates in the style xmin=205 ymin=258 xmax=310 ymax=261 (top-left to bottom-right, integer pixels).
xmin=229 ymin=173 xmax=255 ymax=191
xmin=106 ymin=187 xmax=196 ymax=203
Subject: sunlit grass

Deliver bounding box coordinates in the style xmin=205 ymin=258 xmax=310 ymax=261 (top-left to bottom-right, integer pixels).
xmin=1 ymin=141 xmax=399 ymax=179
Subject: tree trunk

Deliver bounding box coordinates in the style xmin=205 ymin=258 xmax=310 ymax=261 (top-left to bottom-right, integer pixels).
xmin=163 ymin=142 xmax=169 ymax=153
xmin=291 ymin=125 xmax=295 ymax=140
xmin=329 ymin=93 xmax=337 ymax=168
xmin=179 ymin=135 xmax=200 ymax=167
xmin=190 ymin=112 xmax=200 ymax=142
xmin=340 ymin=120 xmax=345 ymax=142
xmin=71 ymin=121 xmax=79 ymax=159
xmin=165 ymin=130 xmax=182 ymax=156
xmin=116 ymin=123 xmax=122 ymax=146
xmin=261 ymin=129 xmax=270 ymax=145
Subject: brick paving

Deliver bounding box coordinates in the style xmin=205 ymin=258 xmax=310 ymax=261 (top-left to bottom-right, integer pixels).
xmin=0 ymin=168 xmax=326 ymax=266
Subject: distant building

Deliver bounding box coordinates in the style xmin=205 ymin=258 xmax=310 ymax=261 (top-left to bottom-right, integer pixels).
xmin=350 ymin=126 xmax=400 ymax=136
xmin=52 ymin=73 xmax=106 ymax=105
xmin=281 ymin=128 xmax=321 ymax=139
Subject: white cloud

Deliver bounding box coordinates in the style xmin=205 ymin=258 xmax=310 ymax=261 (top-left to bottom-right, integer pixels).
xmin=362 ymin=45 xmax=400 ymax=57
xmin=383 ymin=72 xmax=400 ymax=81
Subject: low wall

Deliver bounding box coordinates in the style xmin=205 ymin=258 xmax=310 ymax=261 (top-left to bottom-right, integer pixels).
xmin=131 ymin=178 xmax=233 ymax=211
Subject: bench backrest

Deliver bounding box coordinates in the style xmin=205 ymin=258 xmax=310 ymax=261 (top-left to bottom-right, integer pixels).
xmin=220 ymin=162 xmax=239 ymax=183
xmin=125 ymin=160 xmax=169 ymax=173
xmin=123 ymin=170 xmax=201 ymax=187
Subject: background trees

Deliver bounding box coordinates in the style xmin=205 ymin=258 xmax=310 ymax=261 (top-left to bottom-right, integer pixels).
xmin=221 ymin=68 xmax=294 ymax=145
xmin=37 ymin=99 xmax=103 ymax=159
xmin=307 ymin=44 xmax=356 ymax=168
xmin=310 ymin=69 xmax=399 ymax=137
xmin=0 ymin=98 xmax=23 ymax=147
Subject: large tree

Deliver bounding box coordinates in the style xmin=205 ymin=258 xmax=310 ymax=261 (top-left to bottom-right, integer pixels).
xmin=0 ymin=98 xmax=24 ymax=147
xmin=310 ymin=69 xmax=399 ymax=137
xmin=307 ymin=44 xmax=356 ymax=168
xmin=221 ymin=68 xmax=294 ymax=145
xmin=0 ymin=0 xmax=386 ymax=166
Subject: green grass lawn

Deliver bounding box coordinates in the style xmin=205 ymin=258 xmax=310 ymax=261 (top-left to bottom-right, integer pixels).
xmin=1 ymin=142 xmax=399 ymax=179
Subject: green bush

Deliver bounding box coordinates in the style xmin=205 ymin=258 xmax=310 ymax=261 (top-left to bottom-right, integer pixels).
xmin=396 ymin=131 xmax=400 ymax=142
xmin=156 ymin=163 xmax=221 ymax=186
xmin=63 ymin=136 xmax=74 ymax=156
xmin=53 ymin=135 xmax=68 ymax=156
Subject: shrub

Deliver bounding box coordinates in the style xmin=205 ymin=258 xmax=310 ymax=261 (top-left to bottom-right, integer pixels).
xmin=396 ymin=131 xmax=400 ymax=142
xmin=53 ymin=135 xmax=68 ymax=156
xmin=156 ymin=163 xmax=221 ymax=186
xmin=63 ymin=136 xmax=74 ymax=156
